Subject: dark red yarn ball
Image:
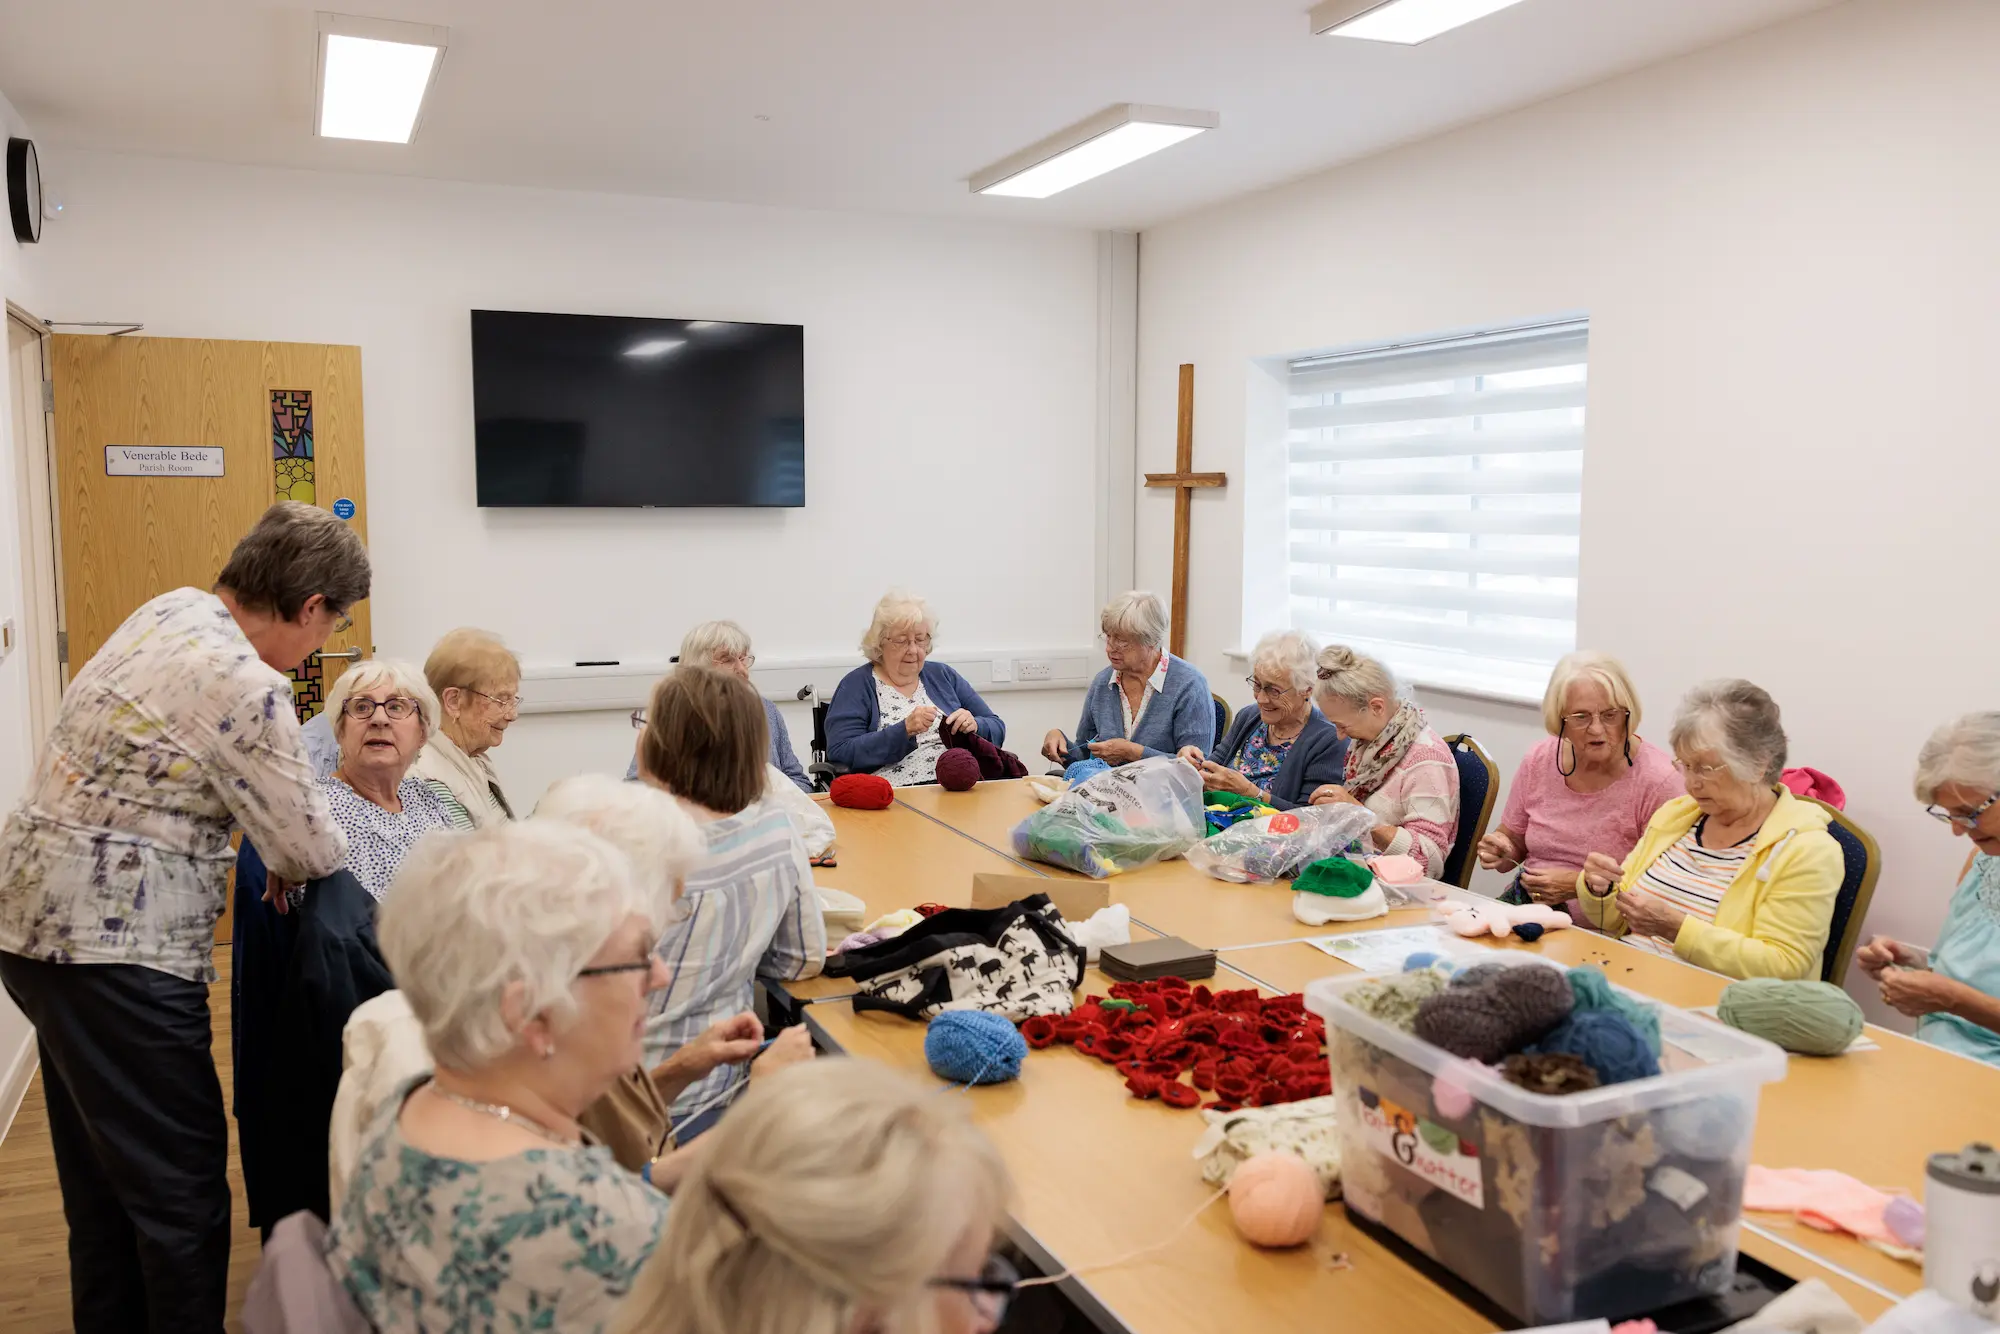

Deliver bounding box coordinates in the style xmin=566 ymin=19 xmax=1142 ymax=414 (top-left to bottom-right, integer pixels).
xmin=935 ymin=749 xmax=982 ymax=792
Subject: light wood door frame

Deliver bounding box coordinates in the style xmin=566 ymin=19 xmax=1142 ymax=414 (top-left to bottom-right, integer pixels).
xmin=5 ymin=302 xmax=63 ymax=751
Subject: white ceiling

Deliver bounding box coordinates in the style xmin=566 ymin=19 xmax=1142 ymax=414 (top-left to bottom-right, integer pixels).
xmin=0 ymin=0 xmax=1841 ymax=230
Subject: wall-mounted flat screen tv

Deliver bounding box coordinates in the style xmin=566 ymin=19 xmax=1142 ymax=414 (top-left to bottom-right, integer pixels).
xmin=471 ymin=310 xmax=804 ymax=507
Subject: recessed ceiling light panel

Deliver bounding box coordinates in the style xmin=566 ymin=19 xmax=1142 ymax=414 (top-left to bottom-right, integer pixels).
xmin=970 ymin=104 xmax=1218 ymax=199
xmin=1310 ymin=0 xmax=1530 ymax=45
xmin=316 ymin=13 xmax=449 ymax=143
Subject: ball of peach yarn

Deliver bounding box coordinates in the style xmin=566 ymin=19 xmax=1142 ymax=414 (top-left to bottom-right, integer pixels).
xmin=1227 ymin=1152 xmax=1322 ymax=1248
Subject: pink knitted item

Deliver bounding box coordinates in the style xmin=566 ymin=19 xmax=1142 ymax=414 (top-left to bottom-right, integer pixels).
xmin=1744 ymin=1166 xmax=1902 ymax=1244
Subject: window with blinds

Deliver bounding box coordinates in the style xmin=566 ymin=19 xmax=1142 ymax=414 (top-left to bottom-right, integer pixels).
xmin=1285 ymin=319 xmax=1587 ymax=701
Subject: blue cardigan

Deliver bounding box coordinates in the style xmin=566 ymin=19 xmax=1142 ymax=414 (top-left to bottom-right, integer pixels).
xmin=1063 ymin=654 xmax=1215 ymax=763
xmin=825 ymin=662 xmax=1006 ymax=774
xmin=1212 ymin=705 xmax=1349 ymax=811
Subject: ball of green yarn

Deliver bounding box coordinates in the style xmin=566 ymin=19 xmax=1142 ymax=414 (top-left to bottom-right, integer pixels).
xmin=1295 ymin=857 xmax=1373 ymax=898
xmin=1567 ymin=966 xmax=1663 ymax=1057
xmin=1717 ymin=978 xmax=1863 ymax=1056
xmin=1348 ymin=970 xmax=1448 ymax=1033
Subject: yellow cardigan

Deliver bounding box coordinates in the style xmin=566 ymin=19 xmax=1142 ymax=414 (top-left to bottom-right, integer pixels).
xmin=1574 ymin=791 xmax=1842 ymax=980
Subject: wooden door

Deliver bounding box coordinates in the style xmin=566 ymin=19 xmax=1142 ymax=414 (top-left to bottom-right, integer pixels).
xmin=50 ymin=335 xmax=372 ymax=691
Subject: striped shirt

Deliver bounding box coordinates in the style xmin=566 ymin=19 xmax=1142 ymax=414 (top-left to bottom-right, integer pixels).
xmin=642 ymin=800 xmax=826 ymax=1119
xmin=1360 ymin=726 xmax=1460 ymax=879
xmin=1624 ymin=818 xmax=1756 ymax=956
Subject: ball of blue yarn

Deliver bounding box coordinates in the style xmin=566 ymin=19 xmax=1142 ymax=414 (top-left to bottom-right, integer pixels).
xmin=1531 ymin=1010 xmax=1659 ymax=1085
xmin=1566 ymin=966 xmax=1663 ymax=1056
xmin=925 ymin=1011 xmax=1027 ymax=1086
xmin=1065 ymin=758 xmax=1113 ymax=786
xmin=1403 ymin=951 xmax=1444 ymax=972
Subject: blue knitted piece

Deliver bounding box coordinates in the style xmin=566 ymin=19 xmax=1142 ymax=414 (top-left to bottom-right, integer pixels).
xmin=1530 ymin=1010 xmax=1660 ymax=1085
xmin=1065 ymin=758 xmax=1113 ymax=786
xmin=1403 ymin=951 xmax=1445 ymax=972
xmin=925 ymin=1011 xmax=1027 ymax=1086
xmin=1566 ymin=965 xmax=1664 ymax=1056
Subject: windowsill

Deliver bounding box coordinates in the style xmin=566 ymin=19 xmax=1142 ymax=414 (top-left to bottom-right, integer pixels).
xmin=1222 ymin=646 xmax=1539 ymax=710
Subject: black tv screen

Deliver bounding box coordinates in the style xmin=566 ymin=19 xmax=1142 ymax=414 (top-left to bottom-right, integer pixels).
xmin=471 ymin=310 xmax=804 ymax=507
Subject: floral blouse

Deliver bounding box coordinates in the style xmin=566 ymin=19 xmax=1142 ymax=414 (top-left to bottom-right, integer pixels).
xmin=1234 ymin=722 xmax=1296 ymax=792
xmin=327 ymin=1079 xmax=669 ymax=1334
xmin=0 ymin=588 xmax=346 ymax=983
xmin=319 ymin=775 xmax=463 ymax=901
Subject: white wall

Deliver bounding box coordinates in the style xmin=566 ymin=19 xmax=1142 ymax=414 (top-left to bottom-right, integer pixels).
xmin=0 ymin=84 xmax=44 ymax=1136
xmin=29 ymin=152 xmax=1108 ymax=803
xmin=1138 ymin=0 xmax=2000 ymax=1023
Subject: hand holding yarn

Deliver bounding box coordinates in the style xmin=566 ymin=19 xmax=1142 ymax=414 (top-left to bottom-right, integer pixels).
xmin=751 ymin=1025 xmax=815 ymax=1080
xmin=1878 ymin=966 xmax=1960 ymax=1019
xmin=1617 ymin=886 xmax=1687 ymax=941
xmin=1853 ymin=934 xmax=1925 ymax=981
xmin=1042 ymin=729 xmax=1073 ymax=764
xmin=902 ymin=704 xmax=939 ymax=736
xmin=1088 ymin=738 xmax=1145 ymax=765
xmin=1475 ymin=829 xmax=1522 ymax=872
xmin=1581 ymin=851 xmax=1625 ymax=896
xmin=1309 ymin=784 xmax=1361 ymax=806
xmin=941 ymin=708 xmax=977 ymax=736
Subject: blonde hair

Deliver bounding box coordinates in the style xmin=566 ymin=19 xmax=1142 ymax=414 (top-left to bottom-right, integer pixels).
xmin=616 ymin=1060 xmax=1011 ymax=1334
xmin=1312 ymin=644 xmax=1398 ymax=711
xmin=423 ymin=627 xmax=521 ymax=699
xmin=1541 ymin=650 xmax=1642 ymax=737
xmin=859 ymin=590 xmax=935 ymax=665
xmin=323 ymin=658 xmax=440 ymax=746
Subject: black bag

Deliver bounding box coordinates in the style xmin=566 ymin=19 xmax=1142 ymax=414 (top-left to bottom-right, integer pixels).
xmin=821 ymin=893 xmax=1085 ymax=1022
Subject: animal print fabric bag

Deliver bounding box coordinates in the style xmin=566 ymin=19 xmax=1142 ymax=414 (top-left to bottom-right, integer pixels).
xmin=820 ymin=893 xmax=1086 ymax=1022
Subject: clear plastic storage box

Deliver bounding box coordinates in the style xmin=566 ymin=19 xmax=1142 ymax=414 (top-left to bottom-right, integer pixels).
xmin=1306 ymin=959 xmax=1788 ymax=1325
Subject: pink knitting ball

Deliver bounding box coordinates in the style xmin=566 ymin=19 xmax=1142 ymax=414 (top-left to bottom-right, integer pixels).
xmin=935 ymin=749 xmax=982 ymax=793
xmin=1228 ymin=1152 xmax=1322 ymax=1248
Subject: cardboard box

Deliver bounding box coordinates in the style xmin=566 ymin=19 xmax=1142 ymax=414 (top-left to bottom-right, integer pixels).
xmin=970 ymin=872 xmax=1108 ymax=924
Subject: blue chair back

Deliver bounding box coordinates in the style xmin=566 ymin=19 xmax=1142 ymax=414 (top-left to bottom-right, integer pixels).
xmin=1441 ymin=734 xmax=1499 ymax=889
xmin=1800 ymin=796 xmax=1879 ymax=985
xmin=1210 ymin=693 xmax=1230 ymax=753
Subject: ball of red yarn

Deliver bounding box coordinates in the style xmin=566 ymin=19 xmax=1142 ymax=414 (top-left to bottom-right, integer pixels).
xmin=935 ymin=749 xmax=982 ymax=792
xmin=829 ymin=773 xmax=894 ymax=810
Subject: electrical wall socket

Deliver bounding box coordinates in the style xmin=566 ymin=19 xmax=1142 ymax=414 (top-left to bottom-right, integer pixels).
xmin=1015 ymin=659 xmax=1053 ymax=681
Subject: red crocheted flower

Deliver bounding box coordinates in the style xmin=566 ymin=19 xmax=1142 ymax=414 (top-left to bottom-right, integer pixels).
xmin=1141 ymin=1058 xmax=1182 ymax=1079
xmin=1214 ymin=1073 xmax=1256 ymax=1103
xmin=1116 ymin=1060 xmax=1146 ymax=1079
xmin=1052 ymin=1019 xmax=1087 ymax=1044
xmin=1019 ymin=1017 xmax=1057 ymax=1049
xmin=1159 ymin=1081 xmax=1201 ymax=1109
xmin=1206 ymin=1100 xmax=1241 ymax=1113
xmin=1099 ymin=1035 xmax=1136 ymax=1060
xmin=913 ymin=902 xmax=950 ymax=917
xmin=1219 ymin=1028 xmax=1265 ymax=1054
xmin=1191 ymin=1060 xmax=1218 ymax=1091
xmin=1124 ymin=1072 xmax=1164 ymax=1099
xmin=1215 ymin=989 xmax=1264 ymax=1014
xmin=1254 ymin=1080 xmax=1286 ymax=1107
xmin=1192 ymin=985 xmax=1214 ymax=1007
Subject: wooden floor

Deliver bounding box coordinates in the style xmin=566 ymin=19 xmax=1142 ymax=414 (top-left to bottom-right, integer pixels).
xmin=0 ymin=946 xmax=262 ymax=1331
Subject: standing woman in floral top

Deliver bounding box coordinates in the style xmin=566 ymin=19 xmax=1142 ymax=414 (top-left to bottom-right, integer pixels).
xmin=0 ymin=501 xmax=366 ymax=1334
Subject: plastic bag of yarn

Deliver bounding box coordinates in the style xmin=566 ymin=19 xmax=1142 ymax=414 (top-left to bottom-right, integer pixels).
xmin=1185 ymin=802 xmax=1377 ymax=883
xmin=1010 ymin=756 xmax=1205 ymax=878
xmin=925 ymin=1011 xmax=1027 ymax=1086
xmin=1716 ymin=977 xmax=1863 ymax=1056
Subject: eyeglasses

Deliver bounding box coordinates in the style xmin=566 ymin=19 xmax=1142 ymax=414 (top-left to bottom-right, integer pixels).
xmin=1672 ymin=758 xmax=1731 ymax=780
xmin=342 ymin=696 xmax=419 ymax=721
xmin=630 ymin=709 xmax=648 ymax=730
xmin=576 ymin=936 xmax=665 ymax=980
xmin=884 ymin=635 xmax=933 ymax=652
xmin=929 ymin=1254 xmax=1020 ymax=1322
xmin=713 ymin=652 xmax=756 ymax=670
xmin=1245 ymin=676 xmax=1296 ymax=700
xmin=1926 ymin=792 xmax=2000 ymax=830
xmin=331 ymin=611 xmax=354 ymax=634
xmin=1560 ymin=709 xmax=1630 ymax=732
xmin=469 ymin=689 xmax=523 ymax=713
xmin=1103 ymin=634 xmax=1144 ymax=652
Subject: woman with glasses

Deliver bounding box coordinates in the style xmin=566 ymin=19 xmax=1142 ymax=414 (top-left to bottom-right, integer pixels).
xmin=1178 ymin=629 xmax=1347 ymax=808
xmin=827 ymin=590 xmax=1007 ymax=786
xmin=1578 ymin=679 xmax=1840 ymax=980
xmin=1854 ymin=714 xmax=2000 ymax=1065
xmin=1478 ymin=651 xmax=1682 ymax=915
xmin=624 ymin=620 xmax=811 ymax=792
xmin=1043 ymin=589 xmax=1216 ymax=768
xmin=328 ymin=817 xmax=701 ymax=1333
xmin=614 ymin=1058 xmax=1015 ymax=1334
xmin=1306 ymin=645 xmax=1460 ymax=878
xmin=410 ymin=626 xmax=522 ymax=826
xmin=318 ymin=661 xmax=464 ymax=895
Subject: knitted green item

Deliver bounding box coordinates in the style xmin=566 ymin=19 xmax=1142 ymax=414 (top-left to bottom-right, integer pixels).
xmin=1347 ymin=970 xmax=1448 ymax=1033
xmin=1294 ymin=857 xmax=1374 ymax=899
xmin=1203 ymin=790 xmax=1267 ymax=810
xmin=1567 ymin=966 xmax=1664 ymax=1057
xmin=1717 ymin=978 xmax=1864 ymax=1056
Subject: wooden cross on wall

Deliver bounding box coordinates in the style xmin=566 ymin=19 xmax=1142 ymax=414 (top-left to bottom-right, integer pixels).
xmin=1144 ymin=364 xmax=1226 ymax=659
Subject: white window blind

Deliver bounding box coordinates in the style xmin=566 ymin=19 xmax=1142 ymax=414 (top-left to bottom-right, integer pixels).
xmin=1285 ymin=319 xmax=1588 ymax=702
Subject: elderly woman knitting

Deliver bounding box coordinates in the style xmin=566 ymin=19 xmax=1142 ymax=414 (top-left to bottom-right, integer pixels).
xmin=1306 ymin=645 xmax=1459 ymax=877
xmin=1580 ymin=679 xmax=1840 ymax=980
xmin=826 ymin=591 xmax=1006 ymax=786
xmin=1178 ymin=630 xmax=1345 ymax=809
xmin=328 ymin=820 xmax=685 ymax=1332
xmin=1854 ymin=713 xmax=2000 ymax=1065
xmin=1479 ymin=651 xmax=1682 ymax=910
xmin=1043 ymin=590 xmax=1215 ymax=767
xmin=624 ymin=620 xmax=810 ymax=791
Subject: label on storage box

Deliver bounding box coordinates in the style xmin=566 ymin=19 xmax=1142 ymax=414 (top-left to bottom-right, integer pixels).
xmin=1357 ymin=1086 xmax=1484 ymax=1209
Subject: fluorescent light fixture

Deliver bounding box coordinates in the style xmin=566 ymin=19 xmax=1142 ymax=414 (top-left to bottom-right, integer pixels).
xmin=624 ymin=339 xmax=686 ymax=358
xmin=315 ymin=13 xmax=448 ymax=143
xmin=970 ymin=104 xmax=1218 ymax=199
xmin=1310 ymin=0 xmax=1530 ymax=44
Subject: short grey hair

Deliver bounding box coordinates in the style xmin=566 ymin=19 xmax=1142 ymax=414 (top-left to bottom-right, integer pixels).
xmin=1100 ymin=591 xmax=1169 ymax=652
xmin=215 ymin=501 xmax=370 ymax=619
xmin=1312 ymin=644 xmax=1400 ymax=710
xmin=680 ymin=620 xmax=753 ymax=666
xmin=376 ymin=821 xmax=651 ymax=1071
xmin=532 ymin=773 xmax=708 ymax=930
xmin=1669 ymin=679 xmax=1787 ymax=785
xmin=1251 ymin=630 xmax=1320 ymax=695
xmin=1913 ymin=712 xmax=2000 ymax=805
xmin=859 ymin=590 xmax=935 ymax=664
xmin=323 ymin=659 xmax=440 ymax=749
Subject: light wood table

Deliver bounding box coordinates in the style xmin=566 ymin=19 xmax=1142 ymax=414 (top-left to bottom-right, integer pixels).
xmin=809 ymin=797 xmax=1033 ymax=920
xmin=1217 ymin=928 xmax=1998 ymax=1319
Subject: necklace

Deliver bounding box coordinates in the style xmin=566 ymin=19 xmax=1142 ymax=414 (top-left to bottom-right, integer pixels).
xmin=431 ymin=1086 xmax=579 ymax=1147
